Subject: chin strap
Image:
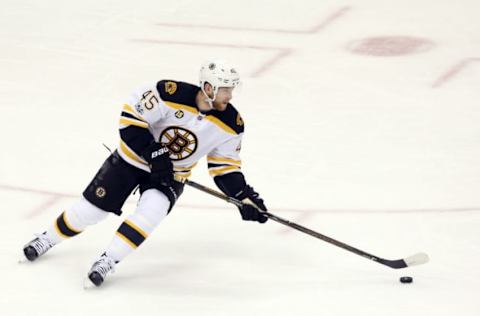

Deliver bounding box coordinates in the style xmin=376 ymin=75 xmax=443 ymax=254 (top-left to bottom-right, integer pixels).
xmin=201 ymin=87 xmax=217 ymax=110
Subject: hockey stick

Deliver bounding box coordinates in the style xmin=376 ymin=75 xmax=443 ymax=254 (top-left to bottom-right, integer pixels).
xmin=183 ymin=179 xmax=429 ymax=269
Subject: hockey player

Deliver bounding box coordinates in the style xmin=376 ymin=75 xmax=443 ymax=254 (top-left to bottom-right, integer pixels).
xmin=22 ymin=60 xmax=268 ymax=287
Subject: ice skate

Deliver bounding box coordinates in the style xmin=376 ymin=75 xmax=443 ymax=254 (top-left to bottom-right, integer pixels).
xmin=85 ymin=254 xmax=116 ymax=287
xmin=21 ymin=233 xmax=55 ymax=262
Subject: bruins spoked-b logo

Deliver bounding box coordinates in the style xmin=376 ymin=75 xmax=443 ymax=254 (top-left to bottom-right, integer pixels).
xmin=95 ymin=186 xmax=107 ymax=198
xmin=159 ymin=127 xmax=198 ymax=160
xmin=175 ymin=110 xmax=184 ymax=119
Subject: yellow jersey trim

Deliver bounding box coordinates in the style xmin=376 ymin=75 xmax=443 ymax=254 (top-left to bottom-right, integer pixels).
xmin=209 ymin=165 xmax=241 ymax=177
xmin=120 ymin=117 xmax=149 ymax=129
xmin=162 ymin=101 xmax=239 ymax=135
xmin=163 ymin=101 xmax=199 ymax=115
xmin=207 ymin=156 xmax=241 ymax=166
xmin=163 ymin=101 xmax=238 ymax=134
xmin=205 ymin=116 xmax=237 ymax=135
xmin=122 ymin=104 xmax=147 ymax=122
xmin=173 ymin=162 xmax=198 ymax=172
xmin=174 ymin=171 xmax=192 ymax=179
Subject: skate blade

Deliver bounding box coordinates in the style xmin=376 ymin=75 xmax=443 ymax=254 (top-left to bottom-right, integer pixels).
xmin=18 ymin=254 xmax=30 ymax=264
xmin=83 ymin=277 xmax=97 ymax=290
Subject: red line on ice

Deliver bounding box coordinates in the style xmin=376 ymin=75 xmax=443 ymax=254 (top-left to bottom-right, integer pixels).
xmin=131 ymin=39 xmax=290 ymax=77
xmin=2 ymin=184 xmax=479 ymax=215
xmin=24 ymin=195 xmax=62 ymax=219
xmin=131 ymin=39 xmax=285 ymax=51
xmin=146 ymin=7 xmax=350 ymax=77
xmin=250 ymin=48 xmax=292 ymax=77
xmin=308 ymin=6 xmax=351 ymax=33
xmin=0 ymin=184 xmax=76 ymax=198
xmin=155 ymin=7 xmax=351 ymax=34
xmin=432 ymin=57 xmax=480 ymax=88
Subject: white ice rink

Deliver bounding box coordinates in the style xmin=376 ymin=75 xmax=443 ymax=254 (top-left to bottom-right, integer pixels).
xmin=1 ymin=0 xmax=480 ymax=315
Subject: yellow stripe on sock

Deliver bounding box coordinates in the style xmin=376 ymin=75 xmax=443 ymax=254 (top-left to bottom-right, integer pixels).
xmin=115 ymin=231 xmax=138 ymax=249
xmin=54 ymin=221 xmax=69 ymax=239
xmin=62 ymin=212 xmax=82 ymax=234
xmin=124 ymin=220 xmax=148 ymax=239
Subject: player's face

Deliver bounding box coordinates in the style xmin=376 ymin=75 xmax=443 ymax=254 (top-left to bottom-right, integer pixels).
xmin=213 ymin=87 xmax=234 ymax=111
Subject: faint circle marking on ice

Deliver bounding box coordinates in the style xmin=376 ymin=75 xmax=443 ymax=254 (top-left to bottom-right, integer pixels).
xmin=347 ymin=36 xmax=434 ymax=56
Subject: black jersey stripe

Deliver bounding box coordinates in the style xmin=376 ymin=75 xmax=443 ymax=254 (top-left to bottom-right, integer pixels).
xmin=121 ymin=111 xmax=142 ymax=120
xmin=208 ymin=162 xmax=242 ymax=169
xmin=156 ymin=80 xmax=244 ymax=134
xmin=120 ymin=125 xmax=154 ymax=157
xmin=205 ymin=104 xmax=244 ymax=135
xmin=120 ymin=112 xmax=149 ymax=128
xmin=208 ymin=163 xmax=230 ymax=168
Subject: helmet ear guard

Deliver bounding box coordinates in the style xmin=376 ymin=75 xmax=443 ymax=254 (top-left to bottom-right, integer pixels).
xmin=199 ymin=60 xmax=240 ymax=106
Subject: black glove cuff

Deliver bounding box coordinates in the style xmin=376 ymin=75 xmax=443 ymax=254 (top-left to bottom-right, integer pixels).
xmin=141 ymin=142 xmax=169 ymax=164
xmin=234 ymin=185 xmax=254 ymax=201
xmin=235 ymin=185 xmax=266 ymax=211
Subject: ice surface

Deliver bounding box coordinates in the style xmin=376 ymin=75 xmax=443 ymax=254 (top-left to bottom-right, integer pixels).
xmin=1 ymin=0 xmax=479 ymax=315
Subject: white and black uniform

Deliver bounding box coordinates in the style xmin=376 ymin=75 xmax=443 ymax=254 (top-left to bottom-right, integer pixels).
xmin=36 ymin=79 xmax=260 ymax=265
xmin=119 ymin=80 xmax=244 ymax=177
xmin=82 ymin=80 xmax=246 ymax=217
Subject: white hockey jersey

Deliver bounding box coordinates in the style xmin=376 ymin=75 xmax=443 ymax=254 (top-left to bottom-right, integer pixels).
xmin=117 ymin=80 xmax=244 ymax=180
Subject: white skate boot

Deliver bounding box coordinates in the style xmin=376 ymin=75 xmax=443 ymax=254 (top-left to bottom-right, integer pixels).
xmin=22 ymin=233 xmax=55 ymax=262
xmin=86 ymin=254 xmax=116 ymax=287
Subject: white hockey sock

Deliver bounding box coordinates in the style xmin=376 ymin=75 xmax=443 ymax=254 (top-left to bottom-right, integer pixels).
xmin=104 ymin=189 xmax=170 ymax=262
xmin=45 ymin=197 xmax=109 ymax=244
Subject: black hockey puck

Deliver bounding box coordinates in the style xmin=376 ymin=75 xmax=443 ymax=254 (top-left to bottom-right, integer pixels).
xmin=400 ymin=276 xmax=413 ymax=283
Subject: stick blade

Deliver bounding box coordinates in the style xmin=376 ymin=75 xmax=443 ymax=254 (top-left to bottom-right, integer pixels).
xmin=404 ymin=252 xmax=429 ymax=267
xmin=379 ymin=252 xmax=429 ymax=269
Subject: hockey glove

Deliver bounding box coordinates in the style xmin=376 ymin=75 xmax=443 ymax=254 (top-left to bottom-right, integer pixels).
xmin=235 ymin=185 xmax=268 ymax=224
xmin=142 ymin=142 xmax=174 ymax=187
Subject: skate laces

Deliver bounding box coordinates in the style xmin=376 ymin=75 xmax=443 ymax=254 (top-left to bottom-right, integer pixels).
xmin=91 ymin=255 xmax=116 ymax=277
xmin=29 ymin=233 xmax=54 ymax=255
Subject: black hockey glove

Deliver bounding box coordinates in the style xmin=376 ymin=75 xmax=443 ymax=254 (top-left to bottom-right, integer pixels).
xmin=142 ymin=142 xmax=174 ymax=187
xmin=234 ymin=185 xmax=268 ymax=224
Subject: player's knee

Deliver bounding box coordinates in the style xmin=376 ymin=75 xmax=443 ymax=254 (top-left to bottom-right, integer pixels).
xmin=135 ymin=189 xmax=170 ymax=227
xmin=70 ymin=197 xmax=109 ymax=226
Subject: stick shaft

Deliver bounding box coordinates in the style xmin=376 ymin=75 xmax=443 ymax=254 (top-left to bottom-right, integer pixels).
xmin=184 ymin=179 xmax=400 ymax=267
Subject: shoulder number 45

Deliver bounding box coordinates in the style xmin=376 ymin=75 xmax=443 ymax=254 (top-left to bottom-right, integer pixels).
xmin=141 ymin=90 xmax=159 ymax=110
